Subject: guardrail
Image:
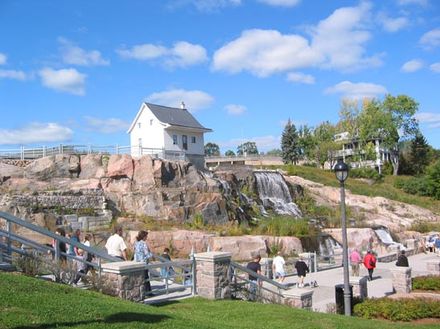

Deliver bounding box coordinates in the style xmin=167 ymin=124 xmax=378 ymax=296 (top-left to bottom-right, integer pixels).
xmin=0 ymin=144 xmax=186 ymax=161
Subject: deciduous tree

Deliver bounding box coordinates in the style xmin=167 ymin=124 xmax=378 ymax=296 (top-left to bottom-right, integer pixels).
xmin=204 ymin=142 xmax=220 ymax=156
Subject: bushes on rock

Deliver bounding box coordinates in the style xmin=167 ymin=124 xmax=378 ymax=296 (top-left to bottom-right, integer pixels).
xmin=413 ymin=276 xmax=440 ymax=291
xmin=354 ymin=297 xmax=440 ymax=321
xmin=349 ymin=168 xmax=382 ymax=182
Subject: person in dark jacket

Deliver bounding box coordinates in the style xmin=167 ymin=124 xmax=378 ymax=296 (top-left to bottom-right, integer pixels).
xmin=295 ymin=257 xmax=309 ymax=288
xmin=396 ymin=250 xmax=409 ymax=267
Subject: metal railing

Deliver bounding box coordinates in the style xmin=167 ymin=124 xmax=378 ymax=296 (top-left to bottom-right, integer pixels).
xmin=229 ymin=261 xmax=288 ymax=302
xmin=0 ymin=144 xmax=186 ymax=161
xmin=0 ymin=211 xmax=119 ymax=283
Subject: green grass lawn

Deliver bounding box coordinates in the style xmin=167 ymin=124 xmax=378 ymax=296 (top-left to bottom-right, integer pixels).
xmin=282 ymin=165 xmax=440 ymax=215
xmin=0 ymin=272 xmax=439 ymax=329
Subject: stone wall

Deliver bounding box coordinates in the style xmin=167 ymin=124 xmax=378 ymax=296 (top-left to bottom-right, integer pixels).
xmin=194 ymin=252 xmax=231 ymax=299
xmin=390 ymin=267 xmax=412 ymax=293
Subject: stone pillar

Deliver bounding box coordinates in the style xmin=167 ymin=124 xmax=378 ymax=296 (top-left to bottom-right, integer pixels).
xmin=350 ymin=276 xmax=368 ymax=300
xmin=194 ymin=252 xmax=231 ymax=300
xmin=390 ymin=267 xmax=412 ymax=294
xmin=101 ymin=261 xmax=146 ymax=302
xmin=283 ymin=289 xmax=313 ymax=310
xmin=260 ymin=257 xmax=273 ymax=279
xmin=426 ymin=260 xmax=440 ymax=275
xmin=406 ymin=239 xmax=416 ymax=250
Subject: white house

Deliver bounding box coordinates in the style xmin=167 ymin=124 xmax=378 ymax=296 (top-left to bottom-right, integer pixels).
xmin=127 ymin=102 xmax=212 ymax=169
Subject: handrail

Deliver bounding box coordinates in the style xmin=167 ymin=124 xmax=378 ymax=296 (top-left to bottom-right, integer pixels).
xmin=230 ymin=261 xmax=288 ymax=290
xmin=0 ymin=211 xmax=119 ymax=263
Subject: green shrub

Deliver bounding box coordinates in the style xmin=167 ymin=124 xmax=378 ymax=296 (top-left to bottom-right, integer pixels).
xmin=354 ymin=297 xmax=440 ymax=321
xmin=255 ymin=216 xmax=318 ymax=237
xmin=409 ymin=220 xmax=440 ymax=233
xmin=349 ymin=168 xmax=382 ymax=182
xmin=413 ymin=276 xmax=440 ymax=291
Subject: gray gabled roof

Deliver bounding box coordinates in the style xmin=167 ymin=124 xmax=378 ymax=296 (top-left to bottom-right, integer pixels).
xmin=127 ymin=102 xmax=212 ymax=133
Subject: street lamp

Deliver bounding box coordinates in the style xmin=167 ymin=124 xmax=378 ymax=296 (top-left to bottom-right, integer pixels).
xmin=334 ymin=159 xmax=351 ymax=316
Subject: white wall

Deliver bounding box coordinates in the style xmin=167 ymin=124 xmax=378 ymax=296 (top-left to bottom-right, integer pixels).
xmin=164 ymin=129 xmax=205 ymax=155
xmin=130 ymin=105 xmax=165 ymax=150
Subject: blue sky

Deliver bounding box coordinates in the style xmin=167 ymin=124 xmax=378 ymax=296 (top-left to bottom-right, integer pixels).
xmin=1 ymin=0 xmax=439 ymax=153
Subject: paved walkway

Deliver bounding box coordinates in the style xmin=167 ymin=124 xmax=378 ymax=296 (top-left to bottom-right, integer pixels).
xmin=274 ymin=252 xmax=440 ymax=312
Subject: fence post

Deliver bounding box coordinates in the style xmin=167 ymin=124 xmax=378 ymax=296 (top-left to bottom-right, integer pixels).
xmin=314 ymin=251 xmax=317 ymax=273
xmin=20 ymin=146 xmax=24 ymax=160
xmin=6 ymin=220 xmax=12 ymax=258
xmin=59 ymin=144 xmax=63 ymax=155
xmin=54 ymin=237 xmax=60 ymax=261
xmin=116 ymin=145 xmax=119 ymax=155
xmin=43 ymin=146 xmax=46 ymax=157
xmin=192 ymin=255 xmax=197 ymax=296
xmin=88 ymin=144 xmax=92 ymax=154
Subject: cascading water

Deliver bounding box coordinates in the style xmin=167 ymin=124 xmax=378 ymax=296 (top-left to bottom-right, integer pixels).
xmin=254 ymin=171 xmax=302 ymax=217
xmin=318 ymin=235 xmax=342 ymax=258
xmin=374 ymin=227 xmax=403 ymax=250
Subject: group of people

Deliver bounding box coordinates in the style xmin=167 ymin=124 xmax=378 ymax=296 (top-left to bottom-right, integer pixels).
xmin=349 ymin=248 xmax=409 ymax=281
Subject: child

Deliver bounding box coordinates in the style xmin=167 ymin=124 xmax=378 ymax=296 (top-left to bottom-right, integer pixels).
xmin=161 ymin=248 xmax=174 ymax=283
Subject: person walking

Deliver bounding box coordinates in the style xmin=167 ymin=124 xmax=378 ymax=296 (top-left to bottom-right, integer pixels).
xmin=363 ymin=250 xmax=377 ymax=281
xmin=134 ymin=230 xmax=153 ymax=294
xmin=295 ymin=257 xmax=309 ymax=288
xmin=246 ymin=255 xmax=262 ymax=301
xmin=272 ymin=251 xmax=286 ymax=283
xmin=395 ymin=249 xmax=409 ymax=267
xmin=160 ymin=248 xmax=175 ymax=284
xmin=105 ymin=226 xmax=127 ymax=260
xmin=349 ymin=249 xmax=362 ymax=277
xmin=72 ymin=234 xmax=92 ymax=286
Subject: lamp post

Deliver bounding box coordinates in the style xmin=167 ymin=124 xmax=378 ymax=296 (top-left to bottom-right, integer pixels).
xmin=334 ymin=159 xmax=351 ymax=316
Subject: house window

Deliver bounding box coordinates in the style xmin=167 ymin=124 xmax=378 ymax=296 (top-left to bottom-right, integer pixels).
xmin=173 ymin=135 xmax=178 ymax=145
xmin=150 ymin=119 xmax=153 ymax=126
xmin=182 ymin=135 xmax=188 ymax=150
xmin=191 ymin=136 xmax=196 ymax=143
xmin=138 ymin=122 xmax=141 ymax=128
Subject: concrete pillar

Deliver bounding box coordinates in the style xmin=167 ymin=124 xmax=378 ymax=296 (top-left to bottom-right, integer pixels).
xmin=405 ymin=239 xmax=416 ymax=250
xmin=194 ymin=252 xmax=231 ymax=300
xmin=390 ymin=267 xmax=412 ymax=294
xmin=101 ymin=261 xmax=146 ymax=302
xmin=283 ymin=289 xmax=313 ymax=310
xmin=426 ymin=260 xmax=440 ymax=275
xmin=260 ymin=257 xmax=273 ymax=279
xmin=350 ymin=276 xmax=368 ymax=300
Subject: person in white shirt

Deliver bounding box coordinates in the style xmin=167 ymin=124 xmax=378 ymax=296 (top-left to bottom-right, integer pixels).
xmin=272 ymin=251 xmax=286 ymax=283
xmin=105 ymin=226 xmax=127 ymax=260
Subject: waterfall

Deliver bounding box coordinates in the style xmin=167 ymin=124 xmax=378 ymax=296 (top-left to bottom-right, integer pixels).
xmin=318 ymin=235 xmax=342 ymax=258
xmin=374 ymin=228 xmax=395 ymax=245
xmin=254 ymin=171 xmax=302 ymax=217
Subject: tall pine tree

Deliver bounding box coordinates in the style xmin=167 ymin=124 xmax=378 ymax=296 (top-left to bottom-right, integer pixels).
xmin=281 ymin=119 xmax=300 ymax=164
xmin=410 ymin=132 xmax=430 ymax=175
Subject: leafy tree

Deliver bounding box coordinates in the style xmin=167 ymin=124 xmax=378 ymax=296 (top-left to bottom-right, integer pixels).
xmin=298 ymin=125 xmax=315 ymax=161
xmin=204 ymin=142 xmax=220 ymax=156
xmin=358 ymin=95 xmax=419 ymax=175
xmin=266 ymin=148 xmax=282 ymax=156
xmin=409 ymin=132 xmax=430 ymax=175
xmin=312 ymin=121 xmax=338 ymax=169
xmin=281 ymin=119 xmax=300 ymax=164
xmin=225 ymin=150 xmax=235 ymax=157
xmin=237 ymin=141 xmax=258 ymax=156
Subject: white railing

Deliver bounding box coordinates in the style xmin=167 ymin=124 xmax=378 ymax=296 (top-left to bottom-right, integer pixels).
xmin=0 ymin=144 xmax=186 ymax=161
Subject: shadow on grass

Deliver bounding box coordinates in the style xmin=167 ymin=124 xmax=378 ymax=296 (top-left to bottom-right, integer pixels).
xmin=12 ymin=312 xmax=169 ymax=329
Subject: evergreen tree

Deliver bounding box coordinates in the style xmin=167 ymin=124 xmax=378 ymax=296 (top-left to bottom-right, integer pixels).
xmin=410 ymin=132 xmax=430 ymax=175
xmin=281 ymin=119 xmax=300 ymax=164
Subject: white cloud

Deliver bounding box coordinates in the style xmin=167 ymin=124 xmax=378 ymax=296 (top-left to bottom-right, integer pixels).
xmin=165 ymin=41 xmax=208 ymax=68
xmin=420 ymin=28 xmax=440 ymax=49
xmin=401 ymin=59 xmax=424 ymax=72
xmin=39 ymin=67 xmax=86 ymax=95
xmin=0 ymin=53 xmax=6 ymax=65
xmin=430 ymin=62 xmax=440 ymax=73
xmin=415 ymin=112 xmax=440 ymax=128
xmin=0 ymin=123 xmax=73 ymax=145
xmin=117 ymin=41 xmax=207 ymax=68
xmin=116 ymin=44 xmax=167 ymax=60
xmin=377 ymin=13 xmax=409 ymax=32
xmin=225 ymin=104 xmax=247 ymax=116
xmin=258 ymin=0 xmax=301 ymax=7
xmin=0 ymin=69 xmax=27 ymax=80
xmin=213 ymin=29 xmax=322 ymax=77
xmin=59 ymin=38 xmax=109 ymax=66
xmin=212 ymin=2 xmax=382 ymax=76
xmin=286 ymin=72 xmax=315 ymax=84
xmin=325 ymin=81 xmax=388 ymax=99
xmin=146 ymin=89 xmax=214 ymax=112
xmin=219 ymin=135 xmax=281 ymax=152
xmin=397 ymin=0 xmax=428 ymax=6
xmin=84 ymin=117 xmax=130 ymax=133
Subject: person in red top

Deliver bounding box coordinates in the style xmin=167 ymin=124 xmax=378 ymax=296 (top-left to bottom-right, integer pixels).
xmin=363 ymin=250 xmax=376 ymax=281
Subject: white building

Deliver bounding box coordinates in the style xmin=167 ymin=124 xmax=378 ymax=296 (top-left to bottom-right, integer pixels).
xmin=127 ymin=102 xmax=212 ymax=169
